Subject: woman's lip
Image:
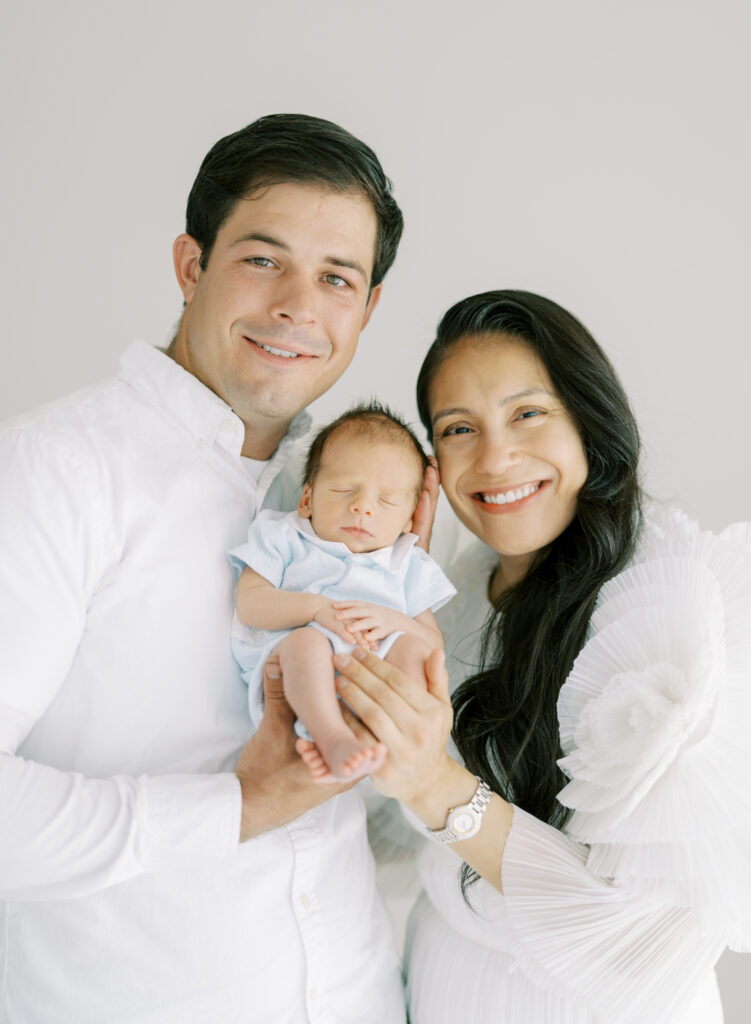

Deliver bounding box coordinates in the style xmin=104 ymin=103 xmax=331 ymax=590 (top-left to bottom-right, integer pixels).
xmin=468 ymin=480 xmax=549 ymax=514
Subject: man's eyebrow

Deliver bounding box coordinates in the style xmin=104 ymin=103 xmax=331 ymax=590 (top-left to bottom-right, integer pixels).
xmin=327 ymin=256 xmax=369 ymax=284
xmin=231 ymin=232 xmax=288 ymax=250
xmin=230 ymin=233 xmax=369 ymax=284
xmin=431 ymin=388 xmax=553 ymax=426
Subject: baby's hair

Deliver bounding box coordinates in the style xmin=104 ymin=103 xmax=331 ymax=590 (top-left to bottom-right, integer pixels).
xmin=303 ymin=400 xmax=430 ymax=503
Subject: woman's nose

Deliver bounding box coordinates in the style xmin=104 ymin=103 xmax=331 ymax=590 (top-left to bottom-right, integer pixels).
xmin=473 ymin=432 xmax=521 ymax=476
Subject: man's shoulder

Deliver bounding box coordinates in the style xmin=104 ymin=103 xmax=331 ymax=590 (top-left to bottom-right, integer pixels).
xmin=0 ymin=374 xmax=148 ymax=478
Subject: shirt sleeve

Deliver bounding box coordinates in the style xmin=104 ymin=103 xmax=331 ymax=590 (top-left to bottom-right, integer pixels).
xmin=228 ymin=510 xmax=291 ymax=587
xmin=402 ymin=547 xmax=457 ymax=617
xmin=493 ymin=519 xmax=751 ymax=1021
xmin=0 ymin=426 xmax=241 ymax=901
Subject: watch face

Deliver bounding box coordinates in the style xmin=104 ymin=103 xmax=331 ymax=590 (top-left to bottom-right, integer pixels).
xmin=452 ymin=811 xmax=475 ymax=835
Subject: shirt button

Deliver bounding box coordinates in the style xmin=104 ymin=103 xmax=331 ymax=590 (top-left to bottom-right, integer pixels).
xmin=196 ymin=439 xmax=209 ymax=452
xmin=298 ymin=892 xmax=311 ymax=910
xmin=218 ymin=417 xmax=235 ymax=435
xmin=308 ymin=985 xmax=317 ymax=1002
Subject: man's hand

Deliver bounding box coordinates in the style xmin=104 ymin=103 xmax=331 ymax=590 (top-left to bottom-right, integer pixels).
xmin=235 ymin=658 xmax=352 ymax=841
xmin=412 ymin=459 xmax=440 ymax=552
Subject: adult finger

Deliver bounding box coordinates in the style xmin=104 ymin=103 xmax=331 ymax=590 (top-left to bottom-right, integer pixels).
xmin=261 ymin=656 xmax=297 ymax=729
xmin=412 ymin=460 xmax=440 ymax=552
xmin=334 ymin=648 xmax=433 ymax=715
xmin=425 ymin=648 xmax=450 ymax=703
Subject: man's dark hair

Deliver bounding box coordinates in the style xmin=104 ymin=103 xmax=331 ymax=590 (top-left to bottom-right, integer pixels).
xmin=304 ymin=400 xmax=430 ymax=504
xmin=185 ymin=113 xmax=403 ymax=288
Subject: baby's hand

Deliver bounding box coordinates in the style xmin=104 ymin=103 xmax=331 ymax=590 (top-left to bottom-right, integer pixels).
xmin=331 ymin=602 xmax=406 ymax=647
xmin=312 ymin=600 xmax=367 ymax=646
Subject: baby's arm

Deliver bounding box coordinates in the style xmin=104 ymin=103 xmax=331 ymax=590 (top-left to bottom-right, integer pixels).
xmin=236 ymin=567 xmax=357 ymax=644
xmin=331 ymin=602 xmax=444 ymax=651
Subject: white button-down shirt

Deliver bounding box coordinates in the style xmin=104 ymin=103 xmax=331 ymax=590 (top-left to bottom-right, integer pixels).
xmin=0 ymin=341 xmax=405 ymax=1023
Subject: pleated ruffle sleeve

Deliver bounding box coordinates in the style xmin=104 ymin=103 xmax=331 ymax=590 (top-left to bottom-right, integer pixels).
xmin=499 ymin=508 xmax=751 ymax=1021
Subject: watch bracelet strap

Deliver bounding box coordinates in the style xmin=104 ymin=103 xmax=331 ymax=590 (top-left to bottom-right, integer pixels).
xmin=427 ymin=777 xmax=492 ymax=843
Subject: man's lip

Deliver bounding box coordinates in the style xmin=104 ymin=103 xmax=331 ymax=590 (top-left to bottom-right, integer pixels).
xmin=243 ymin=336 xmax=316 ymax=360
xmin=468 ymin=480 xmax=549 ymax=513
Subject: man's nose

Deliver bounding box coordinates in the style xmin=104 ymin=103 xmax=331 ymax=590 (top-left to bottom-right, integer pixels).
xmin=268 ymin=271 xmax=317 ymax=326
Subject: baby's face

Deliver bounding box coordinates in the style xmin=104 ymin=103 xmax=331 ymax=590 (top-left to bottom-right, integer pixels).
xmin=298 ymin=433 xmax=422 ymax=553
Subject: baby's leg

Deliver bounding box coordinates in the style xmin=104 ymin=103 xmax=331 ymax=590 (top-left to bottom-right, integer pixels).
xmin=384 ymin=632 xmax=433 ymax=683
xmin=276 ymin=627 xmax=386 ymax=784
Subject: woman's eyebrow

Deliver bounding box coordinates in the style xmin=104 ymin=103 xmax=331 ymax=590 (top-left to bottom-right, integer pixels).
xmin=431 ymin=388 xmax=553 ymax=426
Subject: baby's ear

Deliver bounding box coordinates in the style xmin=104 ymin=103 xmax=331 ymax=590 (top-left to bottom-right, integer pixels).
xmin=298 ymin=484 xmax=313 ymax=519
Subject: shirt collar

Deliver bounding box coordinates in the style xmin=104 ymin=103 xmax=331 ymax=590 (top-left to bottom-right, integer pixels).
xmin=117 ymin=341 xmax=312 ymax=473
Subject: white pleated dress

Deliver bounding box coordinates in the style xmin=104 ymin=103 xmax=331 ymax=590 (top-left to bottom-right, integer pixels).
xmin=404 ymin=505 xmax=751 ymax=1023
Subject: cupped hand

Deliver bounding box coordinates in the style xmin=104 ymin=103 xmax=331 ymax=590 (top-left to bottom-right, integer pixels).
xmin=235 ymin=657 xmax=353 ymax=840
xmin=331 ymin=646 xmax=455 ymax=804
xmin=412 ymin=458 xmax=440 ymax=552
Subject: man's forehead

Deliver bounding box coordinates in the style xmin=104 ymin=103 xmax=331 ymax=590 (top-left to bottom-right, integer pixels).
xmin=220 ymin=182 xmax=377 ymax=273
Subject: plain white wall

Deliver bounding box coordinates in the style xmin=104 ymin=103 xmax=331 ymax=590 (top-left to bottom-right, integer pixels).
xmin=2 ymin=0 xmax=749 ymax=1016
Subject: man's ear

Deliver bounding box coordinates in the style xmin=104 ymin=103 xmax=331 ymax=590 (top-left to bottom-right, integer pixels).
xmin=173 ymin=234 xmax=203 ymax=304
xmin=360 ymin=283 xmax=383 ymax=330
xmin=298 ymin=484 xmax=313 ymax=519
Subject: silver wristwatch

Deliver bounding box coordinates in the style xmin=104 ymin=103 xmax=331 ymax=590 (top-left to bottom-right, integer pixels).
xmin=427 ymin=777 xmax=492 ymax=843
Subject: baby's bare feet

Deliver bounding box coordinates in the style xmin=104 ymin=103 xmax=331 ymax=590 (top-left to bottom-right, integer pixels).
xmin=296 ymin=736 xmax=386 ymax=784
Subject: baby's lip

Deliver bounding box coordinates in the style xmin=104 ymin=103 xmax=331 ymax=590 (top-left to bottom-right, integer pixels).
xmin=342 ymin=525 xmax=373 ymax=537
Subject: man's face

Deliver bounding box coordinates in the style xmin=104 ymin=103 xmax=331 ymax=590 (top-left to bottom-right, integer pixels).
xmin=171 ymin=182 xmax=381 ymax=456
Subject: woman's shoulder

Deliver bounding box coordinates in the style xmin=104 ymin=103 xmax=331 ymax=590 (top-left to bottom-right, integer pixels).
xmin=556 ymin=500 xmax=751 ymax=948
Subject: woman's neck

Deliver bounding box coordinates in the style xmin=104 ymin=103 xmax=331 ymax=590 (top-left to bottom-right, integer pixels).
xmin=489 ymin=554 xmax=533 ymax=603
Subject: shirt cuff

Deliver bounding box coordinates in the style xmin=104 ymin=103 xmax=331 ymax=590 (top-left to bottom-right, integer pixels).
xmin=140 ymin=772 xmax=241 ymax=871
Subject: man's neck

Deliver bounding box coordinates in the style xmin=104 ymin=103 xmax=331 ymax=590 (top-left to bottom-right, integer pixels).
xmin=241 ymin=419 xmax=291 ymax=461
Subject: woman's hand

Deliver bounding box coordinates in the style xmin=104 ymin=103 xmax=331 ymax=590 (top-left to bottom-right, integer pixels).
xmin=412 ymin=458 xmax=440 ymax=552
xmin=332 ymin=646 xmax=456 ymax=811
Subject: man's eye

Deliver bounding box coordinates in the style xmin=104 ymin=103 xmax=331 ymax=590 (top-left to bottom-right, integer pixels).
xmin=323 ymin=273 xmax=348 ymax=287
xmin=246 ymin=256 xmax=274 ymax=267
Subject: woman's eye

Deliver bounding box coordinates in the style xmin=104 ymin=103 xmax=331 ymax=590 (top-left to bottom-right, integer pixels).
xmin=440 ymin=424 xmax=473 ymax=437
xmin=516 ymin=409 xmax=544 ymax=421
xmin=323 ymin=273 xmax=348 ymax=287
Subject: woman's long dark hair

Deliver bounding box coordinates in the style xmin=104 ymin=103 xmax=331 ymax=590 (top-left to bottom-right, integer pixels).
xmin=417 ymin=291 xmax=642 ymax=889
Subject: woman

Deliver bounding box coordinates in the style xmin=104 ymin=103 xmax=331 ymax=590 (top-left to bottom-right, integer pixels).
xmin=331 ymin=291 xmax=750 ymax=1022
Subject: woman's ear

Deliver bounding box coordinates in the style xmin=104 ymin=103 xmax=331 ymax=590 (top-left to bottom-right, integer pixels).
xmin=298 ymin=484 xmax=313 ymax=519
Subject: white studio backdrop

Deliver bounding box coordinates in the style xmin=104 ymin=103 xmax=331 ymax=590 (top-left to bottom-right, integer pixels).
xmin=2 ymin=0 xmax=749 ymax=1017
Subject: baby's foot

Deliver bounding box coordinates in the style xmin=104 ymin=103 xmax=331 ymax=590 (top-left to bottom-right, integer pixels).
xmin=296 ymin=736 xmax=386 ymax=784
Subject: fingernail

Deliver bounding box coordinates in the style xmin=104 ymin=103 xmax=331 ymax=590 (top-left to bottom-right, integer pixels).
xmin=333 ymin=653 xmax=350 ymax=668
xmin=352 ymin=648 xmax=367 ymax=661
xmin=266 ymin=664 xmax=281 ymax=679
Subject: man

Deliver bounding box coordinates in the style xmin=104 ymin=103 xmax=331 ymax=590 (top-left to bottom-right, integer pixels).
xmin=0 ymin=114 xmax=407 ymax=1022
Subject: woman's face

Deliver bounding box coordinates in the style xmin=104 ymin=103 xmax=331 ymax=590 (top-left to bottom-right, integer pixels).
xmin=429 ymin=334 xmax=588 ymax=577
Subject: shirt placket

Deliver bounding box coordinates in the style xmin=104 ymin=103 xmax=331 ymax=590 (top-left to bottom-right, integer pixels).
xmin=286 ymin=810 xmax=332 ymax=1024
